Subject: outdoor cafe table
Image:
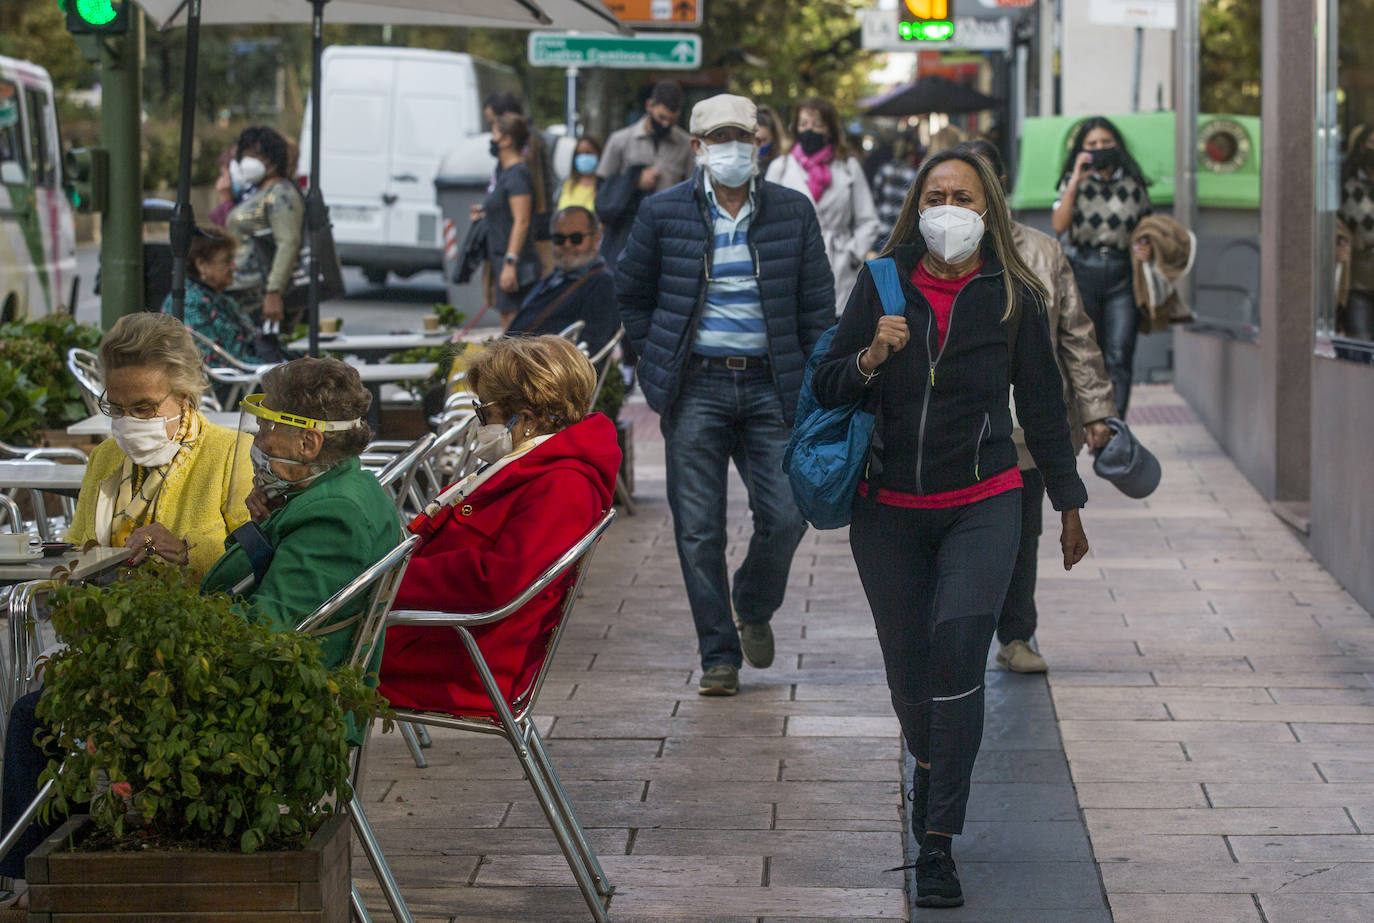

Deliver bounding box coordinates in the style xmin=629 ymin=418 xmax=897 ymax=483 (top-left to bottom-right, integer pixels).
xmin=0 ymin=461 xmax=87 ymax=497
xmin=287 ymin=331 xmax=456 ymax=360
xmin=0 ymin=545 xmax=132 ymax=586
xmin=67 ymin=411 xmax=242 ymax=437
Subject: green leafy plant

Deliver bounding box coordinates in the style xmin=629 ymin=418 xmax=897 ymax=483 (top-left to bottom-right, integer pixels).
xmin=593 ymin=356 xmax=625 ymax=424
xmin=430 ymin=302 xmax=466 ymax=332
xmin=0 ymin=360 xmax=49 ymax=444
xmin=36 ymin=566 xmax=385 ymax=853
xmin=0 ymin=312 xmax=103 ymax=429
xmin=392 ymin=339 xmax=469 ymax=394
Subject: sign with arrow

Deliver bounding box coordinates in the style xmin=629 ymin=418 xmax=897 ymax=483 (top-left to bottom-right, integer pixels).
xmin=527 ymin=32 xmax=702 ymax=70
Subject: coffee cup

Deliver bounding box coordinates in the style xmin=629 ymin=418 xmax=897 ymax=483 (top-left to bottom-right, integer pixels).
xmin=320 ymin=317 xmax=341 ymax=334
xmin=0 ymin=533 xmax=33 ymax=556
xmin=423 ymin=314 xmax=440 ymax=332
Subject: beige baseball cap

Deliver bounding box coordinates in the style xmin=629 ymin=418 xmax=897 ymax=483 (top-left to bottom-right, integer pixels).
xmin=689 ymin=94 xmax=758 ymax=137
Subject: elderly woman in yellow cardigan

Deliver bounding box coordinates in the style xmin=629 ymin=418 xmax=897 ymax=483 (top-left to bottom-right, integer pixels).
xmin=67 ymin=313 xmax=254 ymax=578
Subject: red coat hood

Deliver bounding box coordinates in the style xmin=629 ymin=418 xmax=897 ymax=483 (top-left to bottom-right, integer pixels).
xmin=464 ymin=412 xmax=620 ymax=510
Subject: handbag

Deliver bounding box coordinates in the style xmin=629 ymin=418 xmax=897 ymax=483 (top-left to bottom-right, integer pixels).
xmin=251 ymin=183 xmax=346 ymax=310
xmin=783 ymin=258 xmax=906 ymax=530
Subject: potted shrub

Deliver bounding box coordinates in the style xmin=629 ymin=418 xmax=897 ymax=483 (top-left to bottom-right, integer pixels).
xmin=23 ymin=566 xmax=384 ymax=921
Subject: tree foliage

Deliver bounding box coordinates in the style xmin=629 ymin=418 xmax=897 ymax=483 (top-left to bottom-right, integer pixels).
xmin=0 ymin=0 xmax=92 ymax=90
xmin=1199 ymin=0 xmax=1261 ymax=117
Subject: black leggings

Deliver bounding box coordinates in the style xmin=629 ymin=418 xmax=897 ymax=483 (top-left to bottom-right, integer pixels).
xmin=1070 ymin=248 xmax=1138 ymax=416
xmin=850 ymin=489 xmax=1021 ymax=835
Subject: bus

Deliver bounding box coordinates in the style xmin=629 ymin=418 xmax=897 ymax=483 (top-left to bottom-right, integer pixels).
xmin=0 ymin=55 xmax=78 ymax=322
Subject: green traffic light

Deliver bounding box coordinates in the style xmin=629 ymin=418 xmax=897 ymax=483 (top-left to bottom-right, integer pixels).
xmin=898 ymin=20 xmax=955 ymax=42
xmin=73 ymin=0 xmax=118 ymax=26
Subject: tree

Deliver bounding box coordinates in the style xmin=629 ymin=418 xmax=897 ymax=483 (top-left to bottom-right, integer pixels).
xmin=0 ymin=0 xmax=93 ymax=90
xmin=1199 ymin=0 xmax=1260 ymax=117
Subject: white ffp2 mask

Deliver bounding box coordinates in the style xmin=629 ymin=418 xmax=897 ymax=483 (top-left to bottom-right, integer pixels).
xmin=919 ymin=205 xmax=987 ymax=265
xmin=699 ymin=141 xmax=758 ymax=189
xmin=111 ymin=414 xmax=182 ymax=468
xmin=238 ymin=156 xmax=268 ymax=187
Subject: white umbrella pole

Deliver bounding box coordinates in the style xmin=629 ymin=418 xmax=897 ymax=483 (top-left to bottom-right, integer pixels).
xmin=168 ymin=0 xmax=203 ymax=320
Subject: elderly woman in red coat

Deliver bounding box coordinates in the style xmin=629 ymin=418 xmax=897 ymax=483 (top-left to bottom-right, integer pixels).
xmin=379 ymin=336 xmax=621 ymax=716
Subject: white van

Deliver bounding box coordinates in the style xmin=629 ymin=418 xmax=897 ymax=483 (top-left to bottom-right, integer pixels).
xmin=0 ymin=56 xmax=77 ymax=321
xmin=298 ymin=46 xmax=519 ymax=286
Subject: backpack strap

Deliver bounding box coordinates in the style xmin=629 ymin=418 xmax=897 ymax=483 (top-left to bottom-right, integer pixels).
xmin=865 ymin=258 xmax=906 ymax=317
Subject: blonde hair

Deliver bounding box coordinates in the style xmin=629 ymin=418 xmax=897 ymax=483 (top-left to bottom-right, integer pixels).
xmin=99 ymin=312 xmax=207 ymax=405
xmin=882 ymin=149 xmax=1047 ymax=321
xmin=467 ymin=336 xmax=595 ymax=434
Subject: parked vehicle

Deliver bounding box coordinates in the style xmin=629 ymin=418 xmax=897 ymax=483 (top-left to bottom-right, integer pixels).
xmin=0 ymin=55 xmax=78 ymax=321
xmin=298 ymin=46 xmax=519 ymax=287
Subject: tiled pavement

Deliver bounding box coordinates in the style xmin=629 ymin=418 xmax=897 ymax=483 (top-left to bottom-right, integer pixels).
xmin=357 ymin=384 xmax=1374 ymax=921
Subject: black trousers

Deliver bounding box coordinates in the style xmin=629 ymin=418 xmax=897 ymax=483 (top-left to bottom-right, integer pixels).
xmin=0 ymin=691 xmax=58 ymax=880
xmin=850 ymin=489 xmax=1021 ymax=835
xmin=997 ymin=467 xmax=1046 ymax=645
xmin=1070 ymin=247 xmax=1138 ymax=416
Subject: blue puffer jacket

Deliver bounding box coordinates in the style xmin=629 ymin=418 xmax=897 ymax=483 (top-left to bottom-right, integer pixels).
xmin=616 ymin=170 xmax=836 ymax=422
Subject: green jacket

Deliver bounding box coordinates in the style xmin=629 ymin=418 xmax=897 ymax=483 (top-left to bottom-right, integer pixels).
xmin=201 ymin=457 xmax=400 ymax=673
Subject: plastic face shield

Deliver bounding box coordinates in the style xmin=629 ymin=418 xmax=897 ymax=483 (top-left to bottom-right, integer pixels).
xmin=231 ymin=393 xmax=363 ymax=506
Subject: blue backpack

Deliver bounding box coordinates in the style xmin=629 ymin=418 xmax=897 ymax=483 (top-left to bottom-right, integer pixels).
xmin=783 ymin=258 xmax=906 ymax=530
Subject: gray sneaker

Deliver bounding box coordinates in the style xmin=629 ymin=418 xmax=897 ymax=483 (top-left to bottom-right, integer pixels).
xmin=737 ymin=622 xmax=775 ymax=669
xmin=697 ymin=664 xmax=739 ymax=696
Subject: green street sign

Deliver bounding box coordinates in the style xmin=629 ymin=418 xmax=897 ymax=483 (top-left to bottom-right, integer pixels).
xmin=527 ymin=32 xmax=701 ymax=70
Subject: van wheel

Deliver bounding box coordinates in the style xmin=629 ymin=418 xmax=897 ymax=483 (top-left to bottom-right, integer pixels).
xmin=363 ymin=268 xmax=388 ymax=286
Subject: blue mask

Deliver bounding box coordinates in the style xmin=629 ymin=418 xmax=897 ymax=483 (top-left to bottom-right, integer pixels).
xmin=574 ymin=153 xmax=599 ymax=174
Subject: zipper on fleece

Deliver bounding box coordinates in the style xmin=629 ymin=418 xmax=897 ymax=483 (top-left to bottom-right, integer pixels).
xmin=973 ymin=412 xmax=991 ymax=481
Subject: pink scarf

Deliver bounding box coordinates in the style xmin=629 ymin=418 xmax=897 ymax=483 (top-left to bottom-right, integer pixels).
xmin=791 ymin=143 xmax=834 ymax=203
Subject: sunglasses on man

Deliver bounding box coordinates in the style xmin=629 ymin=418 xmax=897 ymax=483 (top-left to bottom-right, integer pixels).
xmin=551 ymin=232 xmax=588 ymax=246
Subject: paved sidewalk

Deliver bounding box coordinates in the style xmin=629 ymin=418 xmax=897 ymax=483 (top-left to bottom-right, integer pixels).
xmin=357 ymin=384 xmax=1374 ymax=921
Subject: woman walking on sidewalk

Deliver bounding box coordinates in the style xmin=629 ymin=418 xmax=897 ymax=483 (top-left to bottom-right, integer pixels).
xmin=810 ymin=149 xmax=1091 ymax=908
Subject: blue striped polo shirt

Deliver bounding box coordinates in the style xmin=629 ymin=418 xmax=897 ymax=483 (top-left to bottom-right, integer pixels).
xmin=693 ymin=183 xmax=767 ymax=357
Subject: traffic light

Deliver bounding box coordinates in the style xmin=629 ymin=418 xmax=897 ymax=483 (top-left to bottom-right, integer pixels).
xmin=898 ymin=0 xmax=955 ymax=42
xmin=65 ymin=147 xmax=109 ymax=213
xmin=61 ymin=0 xmax=130 ymax=35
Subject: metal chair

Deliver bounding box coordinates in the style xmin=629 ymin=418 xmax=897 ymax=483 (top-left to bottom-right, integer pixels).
xmin=183 ymin=327 xmax=279 ymax=409
xmin=555 ymin=319 xmax=586 ymax=343
xmin=0 ymin=495 xmax=22 ymax=532
xmin=65 ymin=349 xmax=103 ymax=416
xmin=372 ymin=433 xmax=436 ymax=523
xmin=386 ymin=509 xmax=617 ymax=922
xmin=0 ymin=443 xmax=86 ymax=541
xmin=585 ymin=327 xmax=625 ymax=417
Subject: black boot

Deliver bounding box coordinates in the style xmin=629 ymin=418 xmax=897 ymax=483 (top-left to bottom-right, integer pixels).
xmin=914 ymin=835 xmax=963 ymax=908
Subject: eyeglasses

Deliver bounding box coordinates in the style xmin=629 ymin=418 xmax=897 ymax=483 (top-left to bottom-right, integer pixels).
xmin=472 ymin=399 xmax=499 ymax=426
xmin=98 ymin=390 xmax=175 ymax=419
xmin=551 ymin=232 xmax=587 ymax=246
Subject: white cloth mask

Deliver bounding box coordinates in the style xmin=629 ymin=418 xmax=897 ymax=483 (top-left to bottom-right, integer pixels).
xmin=111 ymin=414 xmax=182 ymax=468
xmin=919 ymin=205 xmax=987 ymax=265
xmin=699 ymin=141 xmax=758 ymax=189
xmin=238 ymin=156 xmax=268 ymax=187
xmin=473 ymin=420 xmax=517 ymax=465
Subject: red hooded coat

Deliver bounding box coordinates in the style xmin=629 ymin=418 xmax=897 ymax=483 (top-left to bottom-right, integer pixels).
xmin=379 ymin=413 xmax=620 ymax=718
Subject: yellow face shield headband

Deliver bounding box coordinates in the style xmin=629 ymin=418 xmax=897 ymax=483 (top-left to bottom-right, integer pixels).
xmin=240 ymin=394 xmax=361 ymax=433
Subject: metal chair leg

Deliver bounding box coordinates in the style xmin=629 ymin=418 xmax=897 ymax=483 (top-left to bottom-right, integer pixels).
xmin=0 ymin=779 xmax=54 ymax=867
xmin=526 ymin=723 xmax=613 ymax=897
xmin=350 ymin=884 xmax=375 ymax=923
xmin=348 ymin=795 xmax=415 ymax=923
xmin=415 ymin=724 xmax=432 ymax=749
xmin=398 ymin=721 xmax=427 ymax=769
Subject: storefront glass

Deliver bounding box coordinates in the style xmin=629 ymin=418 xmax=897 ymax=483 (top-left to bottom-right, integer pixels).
xmin=1316 ymin=0 xmax=1374 ymax=363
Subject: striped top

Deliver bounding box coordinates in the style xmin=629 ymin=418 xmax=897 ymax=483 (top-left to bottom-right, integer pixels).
xmin=693 ymin=183 xmax=767 ymax=357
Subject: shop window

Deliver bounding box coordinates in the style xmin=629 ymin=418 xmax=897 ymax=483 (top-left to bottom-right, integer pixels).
xmin=1317 ymin=0 xmax=1374 ymax=363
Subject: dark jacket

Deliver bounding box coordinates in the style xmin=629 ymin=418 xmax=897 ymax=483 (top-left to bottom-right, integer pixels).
xmin=506 ymin=259 xmax=619 ymax=355
xmin=811 ymin=242 xmax=1088 ymax=510
xmin=595 ymin=164 xmax=647 ymax=270
xmin=616 ymin=170 xmax=836 ymax=422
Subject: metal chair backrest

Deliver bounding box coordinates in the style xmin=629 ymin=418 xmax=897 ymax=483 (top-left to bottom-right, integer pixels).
xmin=184 ymin=325 xmax=263 ymax=375
xmin=555 ymin=319 xmax=586 ymax=343
xmin=411 ymin=415 xmax=478 ymax=508
xmin=66 ymin=348 xmax=103 ymax=416
xmin=374 ymin=432 xmax=436 ymax=518
xmin=294 ymin=534 xmax=421 ymax=670
xmin=585 ymin=326 xmax=625 ymax=415
xmin=388 ymin=508 xmax=615 ymax=722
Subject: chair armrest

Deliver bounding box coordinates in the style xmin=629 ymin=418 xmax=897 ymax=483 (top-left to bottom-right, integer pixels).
xmin=387 ymin=609 xmax=499 ymax=627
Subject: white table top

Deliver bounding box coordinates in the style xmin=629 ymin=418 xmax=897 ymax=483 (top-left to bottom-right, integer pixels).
xmin=0 ymin=546 xmax=133 ymax=583
xmin=288 ymin=332 xmax=455 ymax=353
xmin=347 ymin=361 xmax=438 ymax=383
xmin=67 ymin=411 xmax=243 ymax=436
xmin=0 ymin=461 xmax=87 ymax=491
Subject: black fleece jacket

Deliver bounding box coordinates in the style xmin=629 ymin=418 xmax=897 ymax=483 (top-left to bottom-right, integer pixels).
xmin=811 ymin=241 xmax=1088 ymax=511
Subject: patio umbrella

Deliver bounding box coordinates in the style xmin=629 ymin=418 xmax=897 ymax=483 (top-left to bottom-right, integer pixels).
xmin=137 ymin=0 xmax=624 ymax=356
xmin=860 ymin=75 xmax=1001 ymax=118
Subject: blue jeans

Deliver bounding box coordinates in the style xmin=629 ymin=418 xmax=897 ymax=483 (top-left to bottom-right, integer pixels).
xmin=661 ymin=359 xmax=808 ymax=670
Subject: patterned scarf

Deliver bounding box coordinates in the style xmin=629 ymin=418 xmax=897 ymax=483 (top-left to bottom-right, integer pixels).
xmin=791 ymin=143 xmax=835 ymax=204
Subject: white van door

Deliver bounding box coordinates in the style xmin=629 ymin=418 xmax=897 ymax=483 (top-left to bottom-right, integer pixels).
xmin=319 ymin=51 xmax=392 ymax=250
xmin=385 ymin=56 xmax=470 ymax=257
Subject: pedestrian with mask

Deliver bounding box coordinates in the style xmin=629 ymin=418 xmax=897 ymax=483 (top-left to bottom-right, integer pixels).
xmin=755 ymin=104 xmax=787 ymax=176
xmin=1051 ymin=117 xmax=1154 ymax=415
xmin=471 ymin=113 xmax=541 ymax=329
xmin=958 ymin=138 xmax=1117 ymax=674
xmin=766 ymin=97 xmax=880 ymax=307
xmin=810 ymin=148 xmax=1091 ymax=907
xmin=558 ymin=134 xmax=603 ymax=212
xmin=616 ymin=94 xmax=834 ymax=696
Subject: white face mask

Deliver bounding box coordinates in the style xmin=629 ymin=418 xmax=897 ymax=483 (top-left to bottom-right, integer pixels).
xmin=238 ymin=156 xmax=267 ymax=187
xmin=919 ymin=204 xmax=988 ymax=265
xmin=698 ymin=141 xmax=758 ymax=189
xmin=111 ymin=414 xmax=182 ymax=468
xmin=473 ymin=419 xmax=518 ymax=465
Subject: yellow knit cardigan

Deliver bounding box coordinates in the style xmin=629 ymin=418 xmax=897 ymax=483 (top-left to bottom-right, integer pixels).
xmin=67 ymin=414 xmax=255 ymax=579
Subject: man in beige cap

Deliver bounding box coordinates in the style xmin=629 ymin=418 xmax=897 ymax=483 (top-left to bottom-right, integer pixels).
xmin=616 ymin=93 xmax=835 ymax=695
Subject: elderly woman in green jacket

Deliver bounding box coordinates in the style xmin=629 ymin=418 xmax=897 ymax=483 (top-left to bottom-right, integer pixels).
xmin=201 ymin=357 xmax=399 ymax=670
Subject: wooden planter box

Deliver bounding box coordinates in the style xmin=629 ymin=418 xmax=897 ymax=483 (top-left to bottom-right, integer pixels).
xmin=26 ymin=813 xmax=350 ymax=922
